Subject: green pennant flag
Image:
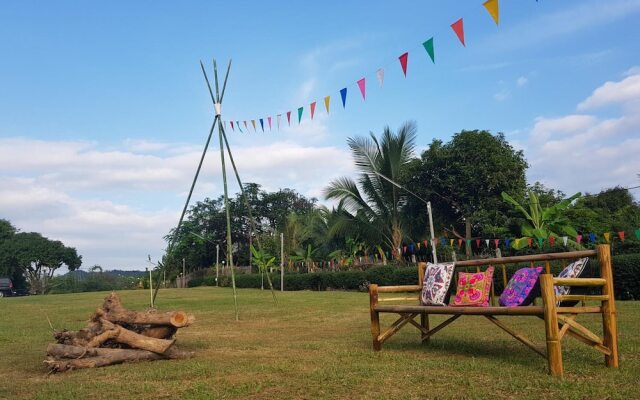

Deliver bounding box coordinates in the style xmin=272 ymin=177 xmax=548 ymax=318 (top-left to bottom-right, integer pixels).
xmin=537 ymin=237 xmax=543 ymax=248
xmin=635 ymin=228 xmax=640 ymax=240
xmin=423 ymin=37 xmax=435 ymax=63
xmin=297 ymin=107 xmax=303 ymax=123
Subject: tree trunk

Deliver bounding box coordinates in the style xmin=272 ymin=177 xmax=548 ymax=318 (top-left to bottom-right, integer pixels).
xmin=465 ymin=218 xmax=472 ymax=258
xmin=102 ymin=292 xmax=194 ymax=327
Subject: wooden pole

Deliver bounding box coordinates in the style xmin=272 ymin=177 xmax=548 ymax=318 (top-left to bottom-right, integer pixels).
xmin=427 ymin=202 xmax=437 ymax=263
xmin=540 ymin=273 xmax=563 ymax=377
xmin=216 ymin=244 xmax=219 ymax=287
xmin=597 ymin=244 xmax=619 ymax=368
xmin=280 ymin=232 xmax=284 ymax=292
xmin=369 ymin=284 xmax=381 ymax=351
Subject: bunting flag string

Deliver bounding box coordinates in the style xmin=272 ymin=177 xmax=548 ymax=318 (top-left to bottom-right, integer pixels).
xmin=223 ymin=2 xmax=502 ymax=130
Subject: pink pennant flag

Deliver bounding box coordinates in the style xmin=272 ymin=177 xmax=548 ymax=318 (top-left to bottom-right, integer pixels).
xmin=458 ymin=239 xmax=463 ymax=248
xmin=357 ymin=78 xmax=366 ymax=100
xmin=618 ymin=231 xmax=625 ymax=242
xmin=268 ymin=116 xmax=272 ymax=131
xmin=451 ymin=18 xmax=466 ymax=46
xmin=230 ymin=121 xmax=235 ymax=131
xmin=376 ymin=68 xmax=384 ymax=87
xmin=576 ymin=235 xmax=583 ymax=244
xmin=310 ymin=101 xmax=316 ymax=120
xmin=286 ymin=111 xmax=291 ymax=126
xmin=398 ymin=52 xmax=409 ymax=77
xmin=494 ymin=239 xmax=499 ymax=248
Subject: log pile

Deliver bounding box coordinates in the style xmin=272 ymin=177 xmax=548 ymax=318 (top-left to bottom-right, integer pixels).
xmin=45 ymin=292 xmax=195 ymax=373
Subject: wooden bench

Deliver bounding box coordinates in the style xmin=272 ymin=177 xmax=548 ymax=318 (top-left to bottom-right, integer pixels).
xmin=368 ymin=244 xmax=619 ymax=377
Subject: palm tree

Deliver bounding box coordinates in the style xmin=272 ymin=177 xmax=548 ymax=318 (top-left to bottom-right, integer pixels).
xmin=324 ymin=121 xmax=417 ymax=260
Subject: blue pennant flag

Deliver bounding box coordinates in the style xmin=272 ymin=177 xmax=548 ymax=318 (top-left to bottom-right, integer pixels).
xmin=340 ymin=87 xmax=347 ymax=108
xmin=259 ymin=118 xmax=264 ymax=132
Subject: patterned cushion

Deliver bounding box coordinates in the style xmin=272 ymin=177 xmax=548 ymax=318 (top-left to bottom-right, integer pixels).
xmin=420 ymin=262 xmax=455 ymax=306
xmin=554 ymin=257 xmax=589 ymax=304
xmin=452 ymin=266 xmax=495 ymax=307
xmin=499 ymin=266 xmax=543 ymax=307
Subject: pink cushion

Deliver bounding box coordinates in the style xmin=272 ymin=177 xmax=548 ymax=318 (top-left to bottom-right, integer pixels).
xmin=451 ymin=266 xmax=495 ymax=307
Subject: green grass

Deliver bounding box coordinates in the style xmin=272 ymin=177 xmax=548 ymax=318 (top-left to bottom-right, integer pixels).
xmin=1 ymin=288 xmax=638 ymax=399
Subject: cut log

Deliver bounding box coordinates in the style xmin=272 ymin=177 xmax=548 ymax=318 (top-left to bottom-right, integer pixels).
xmin=140 ymin=326 xmax=178 ymax=339
xmin=87 ymin=319 xmax=175 ymax=354
xmin=101 ymin=292 xmax=195 ymax=327
xmin=54 ymin=321 xmax=102 ymax=347
xmin=46 ymin=343 xmax=193 ymax=360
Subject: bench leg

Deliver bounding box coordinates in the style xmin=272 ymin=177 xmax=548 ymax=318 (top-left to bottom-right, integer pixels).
xmin=421 ymin=313 xmax=430 ymax=344
xmin=541 ymin=274 xmax=564 ymax=378
xmin=369 ymin=284 xmax=381 ymax=351
xmin=598 ymin=244 xmax=619 ymax=368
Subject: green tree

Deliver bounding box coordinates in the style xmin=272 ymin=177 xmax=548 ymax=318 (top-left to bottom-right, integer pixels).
xmin=324 ymin=121 xmax=418 ymax=260
xmin=407 ymin=130 xmax=528 ymax=253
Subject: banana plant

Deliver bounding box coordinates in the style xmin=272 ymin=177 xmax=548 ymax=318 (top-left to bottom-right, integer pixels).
xmin=501 ymin=191 xmax=581 ymax=249
xmin=250 ymin=245 xmax=278 ymax=304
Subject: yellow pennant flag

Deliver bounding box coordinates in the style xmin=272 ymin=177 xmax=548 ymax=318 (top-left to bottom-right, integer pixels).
xmin=324 ymin=95 xmax=331 ymax=113
xmin=604 ymin=232 xmax=611 ymax=243
xmin=483 ymin=0 xmax=499 ymax=26
xmin=251 ymin=120 xmax=257 ymax=131
xmin=450 ymin=239 xmax=454 ymax=247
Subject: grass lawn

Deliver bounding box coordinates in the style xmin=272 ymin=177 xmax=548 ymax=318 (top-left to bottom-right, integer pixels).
xmin=1 ymin=287 xmax=638 ymax=399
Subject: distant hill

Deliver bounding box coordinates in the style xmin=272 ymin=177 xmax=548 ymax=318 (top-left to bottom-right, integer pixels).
xmin=65 ymin=269 xmax=146 ymax=280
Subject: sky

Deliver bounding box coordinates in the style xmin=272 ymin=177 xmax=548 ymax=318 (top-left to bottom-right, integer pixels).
xmin=1 ymin=0 xmax=640 ymax=271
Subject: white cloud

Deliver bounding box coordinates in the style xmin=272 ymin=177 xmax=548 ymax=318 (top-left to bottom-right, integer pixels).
xmin=494 ymin=89 xmax=510 ymax=102
xmin=577 ymin=73 xmax=640 ymax=110
xmin=516 ymin=77 xmax=528 ymax=87
xmin=0 ymin=136 xmax=354 ymax=269
xmin=525 ymin=69 xmax=640 ymax=197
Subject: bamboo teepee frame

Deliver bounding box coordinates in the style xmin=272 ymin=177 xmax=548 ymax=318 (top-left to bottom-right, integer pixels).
xmin=153 ymin=58 xmax=277 ymax=319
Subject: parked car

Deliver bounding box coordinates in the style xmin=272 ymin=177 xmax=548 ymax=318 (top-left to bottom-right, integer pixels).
xmin=0 ymin=277 xmax=15 ymax=297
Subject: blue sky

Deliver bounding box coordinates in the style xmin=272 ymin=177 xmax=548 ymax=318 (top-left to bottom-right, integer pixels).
xmin=1 ymin=0 xmax=640 ymax=270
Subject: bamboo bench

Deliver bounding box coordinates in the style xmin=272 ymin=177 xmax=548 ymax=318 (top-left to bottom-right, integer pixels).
xmin=368 ymin=244 xmax=619 ymax=377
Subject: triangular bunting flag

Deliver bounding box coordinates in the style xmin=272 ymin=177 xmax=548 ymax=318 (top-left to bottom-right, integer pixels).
xmin=604 ymin=232 xmax=611 ymax=243
xmin=527 ymin=238 xmax=532 ymax=247
xmin=310 ymin=101 xmax=316 ymax=120
xmin=515 ymin=238 xmax=520 ymax=248
xmin=576 ymin=234 xmax=582 ymax=244
xmin=505 ymin=238 xmax=511 ymax=248
xmin=635 ymin=229 xmax=640 ymax=240
xmin=237 ymin=121 xmax=243 ymax=133
xmin=450 ymin=239 xmax=455 ymax=247
xmin=458 ymin=239 xmax=463 ymax=248
xmin=297 ymin=107 xmax=303 ymax=124
xmin=485 ymin=239 xmax=490 ymax=247
xmin=276 ymin=114 xmax=281 ymax=131
xmin=483 ymin=0 xmax=500 ymax=26
xmin=589 ymin=232 xmax=596 ymax=243
xmin=423 ymin=37 xmax=435 ymax=63
xmin=466 ymin=239 xmax=471 ymax=248
xmin=618 ymin=231 xmax=625 ymax=242
xmin=286 ymin=111 xmax=291 ymax=126
xmin=451 ymin=18 xmax=465 ymax=46
xmin=537 ymin=237 xmax=543 ymax=248
xmin=441 ymin=238 xmax=447 ymax=246
xmin=324 ymin=96 xmax=331 ymax=113
xmin=398 ymin=52 xmax=409 ymax=76
xmin=251 ymin=120 xmax=257 ymax=132
xmin=357 ymin=78 xmax=366 ymax=100
xmin=243 ymin=121 xmax=248 ymax=130
xmin=340 ymin=88 xmax=347 ymax=108
xmin=475 ymin=239 xmax=481 ymax=248
xmin=268 ymin=116 xmax=272 ymax=131
xmin=376 ymin=68 xmax=384 ymax=87
xmin=259 ymin=118 xmax=264 ymax=132
xmin=494 ymin=239 xmax=499 ymax=248
xmin=549 ymin=236 xmax=556 ymax=247
xmin=230 ymin=121 xmax=235 ymax=131
xmin=424 ymin=240 xmax=429 ymax=248
xmin=562 ymin=236 xmax=568 ymax=246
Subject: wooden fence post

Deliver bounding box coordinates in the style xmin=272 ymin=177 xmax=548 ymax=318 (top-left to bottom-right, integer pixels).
xmin=597 ymin=244 xmax=619 ymax=368
xmin=540 ymin=274 xmax=563 ymax=377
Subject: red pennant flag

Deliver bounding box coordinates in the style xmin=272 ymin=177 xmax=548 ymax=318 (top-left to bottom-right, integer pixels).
xmin=268 ymin=116 xmax=272 ymax=130
xmin=549 ymin=236 xmax=556 ymax=247
xmin=310 ymin=101 xmax=316 ymax=120
xmin=576 ymin=235 xmax=582 ymax=244
xmin=230 ymin=121 xmax=235 ymax=131
xmin=458 ymin=239 xmax=463 ymax=248
xmin=357 ymin=78 xmax=366 ymax=100
xmin=618 ymin=231 xmax=625 ymax=242
xmin=403 ymin=246 xmax=407 ymax=254
xmin=286 ymin=111 xmax=291 ymax=126
xmin=398 ymin=52 xmax=409 ymax=77
xmin=451 ymin=18 xmax=465 ymax=46
xmin=423 ymin=240 xmax=428 ymax=248
xmin=494 ymin=239 xmax=499 ymax=248
xmin=475 ymin=239 xmax=481 ymax=248
xmin=527 ymin=238 xmax=532 ymax=247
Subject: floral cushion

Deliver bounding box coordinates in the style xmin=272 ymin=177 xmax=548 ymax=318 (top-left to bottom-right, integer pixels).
xmin=499 ymin=266 xmax=543 ymax=307
xmin=420 ymin=262 xmax=455 ymax=306
xmin=554 ymin=257 xmax=589 ymax=304
xmin=452 ymin=266 xmax=495 ymax=307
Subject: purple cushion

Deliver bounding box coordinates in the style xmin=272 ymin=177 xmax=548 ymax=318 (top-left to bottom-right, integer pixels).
xmin=420 ymin=262 xmax=455 ymax=306
xmin=499 ymin=266 xmax=543 ymax=307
